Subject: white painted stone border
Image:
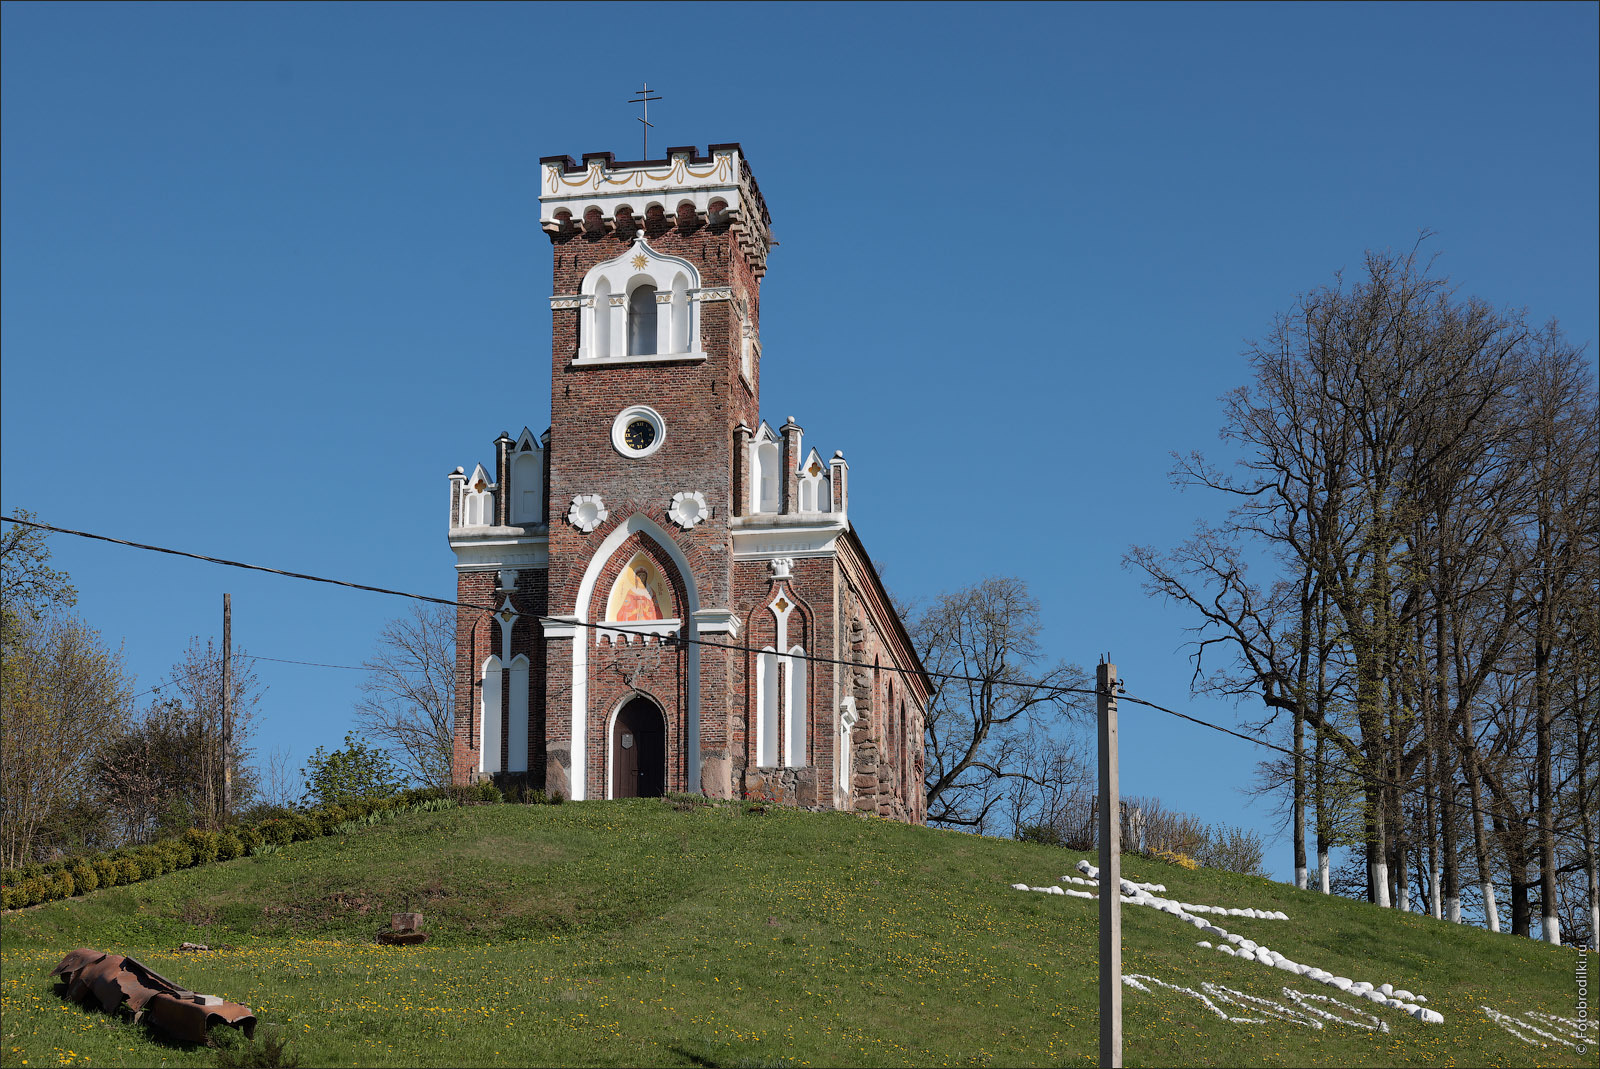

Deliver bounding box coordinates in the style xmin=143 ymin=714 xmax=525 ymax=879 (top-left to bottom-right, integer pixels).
xmin=1012 ymin=859 xmax=1445 ymax=1025
xmin=1481 ymin=1007 xmax=1586 ymax=1050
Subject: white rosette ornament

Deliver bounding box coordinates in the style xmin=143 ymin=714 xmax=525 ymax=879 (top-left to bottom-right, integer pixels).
xmin=668 ymin=490 xmax=709 ymax=530
xmin=567 ymin=494 xmax=608 ymax=533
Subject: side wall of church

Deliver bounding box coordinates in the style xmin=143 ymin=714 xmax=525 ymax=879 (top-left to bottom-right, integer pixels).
xmin=835 ymin=538 xmax=928 ymax=824
xmin=732 ymin=555 xmax=838 ymax=808
xmin=452 ymin=567 xmax=549 ymax=787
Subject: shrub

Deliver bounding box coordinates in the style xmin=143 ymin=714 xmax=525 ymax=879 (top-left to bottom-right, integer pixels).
xmin=94 ymin=856 xmax=122 ymax=888
xmin=70 ymin=861 xmax=99 ymax=895
xmin=287 ymin=814 xmax=319 ymax=842
xmin=216 ymin=831 xmax=244 ymax=861
xmin=1016 ymin=824 xmax=1065 ymax=847
xmin=152 ymin=839 xmax=188 ymax=870
xmin=143 ymin=845 xmax=175 ymax=875
xmin=183 ymin=828 xmax=220 ymax=865
xmin=15 ymin=877 xmax=46 ymax=908
xmin=477 ymin=781 xmax=503 ymax=803
xmin=1153 ymin=848 xmax=1198 ymax=870
xmin=236 ymin=825 xmax=263 ymax=855
xmin=258 ymin=818 xmax=294 ymax=846
xmin=300 ymin=733 xmax=406 ymax=809
xmin=1197 ymin=824 xmax=1267 ymax=877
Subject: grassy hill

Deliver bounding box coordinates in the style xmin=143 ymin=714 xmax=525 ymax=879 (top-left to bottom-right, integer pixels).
xmin=0 ymin=799 xmax=1587 ymax=1068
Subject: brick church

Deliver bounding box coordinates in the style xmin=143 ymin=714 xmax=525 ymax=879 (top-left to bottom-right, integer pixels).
xmin=445 ymin=144 xmax=929 ymax=822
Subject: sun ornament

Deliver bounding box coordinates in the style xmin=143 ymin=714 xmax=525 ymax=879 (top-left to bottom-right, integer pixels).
xmin=631 ymin=253 xmax=649 ymax=270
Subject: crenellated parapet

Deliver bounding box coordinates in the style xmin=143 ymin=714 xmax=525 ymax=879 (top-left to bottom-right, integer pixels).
xmin=538 ymin=144 xmax=774 ymax=276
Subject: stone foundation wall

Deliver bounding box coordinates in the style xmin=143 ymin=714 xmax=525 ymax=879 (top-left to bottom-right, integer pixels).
xmin=740 ymin=766 xmax=823 ymax=808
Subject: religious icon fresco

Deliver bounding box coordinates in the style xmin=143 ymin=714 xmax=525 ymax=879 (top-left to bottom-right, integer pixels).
xmin=605 ymin=553 xmax=676 ymax=622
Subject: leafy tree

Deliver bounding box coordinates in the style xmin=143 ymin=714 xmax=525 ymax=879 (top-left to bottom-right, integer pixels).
xmin=300 ymin=733 xmax=406 ymax=809
xmin=1 ymin=613 xmax=131 ymax=866
xmin=0 ymin=509 xmax=77 ymax=637
xmin=0 ymin=514 xmax=126 ymax=866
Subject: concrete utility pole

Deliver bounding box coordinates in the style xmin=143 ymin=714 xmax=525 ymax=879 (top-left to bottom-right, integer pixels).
xmin=1098 ymin=658 xmax=1122 ymax=1069
xmin=222 ymin=593 xmax=232 ymax=822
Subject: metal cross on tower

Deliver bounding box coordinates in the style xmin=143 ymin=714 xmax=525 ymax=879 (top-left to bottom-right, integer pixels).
xmin=628 ymin=82 xmax=662 ymax=158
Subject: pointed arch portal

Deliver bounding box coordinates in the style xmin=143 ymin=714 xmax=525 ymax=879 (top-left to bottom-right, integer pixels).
xmin=612 ymin=697 xmax=666 ymax=798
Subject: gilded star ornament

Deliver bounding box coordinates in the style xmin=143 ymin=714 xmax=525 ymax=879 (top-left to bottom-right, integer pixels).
xmin=631 ymin=253 xmax=649 ymax=269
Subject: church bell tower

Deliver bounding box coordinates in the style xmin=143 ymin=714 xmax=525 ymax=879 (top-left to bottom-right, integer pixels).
xmin=536 ymin=145 xmax=774 ymax=800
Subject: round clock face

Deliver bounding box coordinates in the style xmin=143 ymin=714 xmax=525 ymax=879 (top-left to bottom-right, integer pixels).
xmin=624 ymin=419 xmax=656 ymax=451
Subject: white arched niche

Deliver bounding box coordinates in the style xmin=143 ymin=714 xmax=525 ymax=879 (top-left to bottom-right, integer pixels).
xmin=508 ymin=655 xmax=529 ymax=774
xmin=511 ymin=429 xmax=543 ymax=525
xmin=479 ymin=654 xmax=503 ymax=775
xmin=578 ymin=233 xmax=702 ymax=362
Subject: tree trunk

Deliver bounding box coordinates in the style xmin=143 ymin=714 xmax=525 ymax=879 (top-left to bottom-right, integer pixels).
xmin=1458 ymin=705 xmax=1499 ymax=931
xmin=1534 ymin=637 xmax=1561 ymax=944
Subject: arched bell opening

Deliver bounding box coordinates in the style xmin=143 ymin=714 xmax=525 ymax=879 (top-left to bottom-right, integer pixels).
xmin=611 ymin=695 xmax=666 ymax=799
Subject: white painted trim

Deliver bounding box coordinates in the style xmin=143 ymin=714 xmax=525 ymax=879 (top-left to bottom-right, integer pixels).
xmin=731 ymin=522 xmax=846 ymax=560
xmin=838 ymin=696 xmax=859 ymax=804
xmin=450 ymin=533 xmax=549 ymax=573
xmin=786 ymin=644 xmax=808 ymax=768
xmin=541 ymin=615 xmax=579 ymax=640
xmin=508 ymin=655 xmax=530 ymax=774
xmin=570 ymin=351 xmax=708 ymax=368
xmin=479 ymin=655 xmax=503 ymax=776
xmin=691 ymin=608 xmax=739 ymax=636
xmin=570 ymin=514 xmax=702 ymax=800
xmin=594 ymin=619 xmax=682 ymax=644
xmin=756 ymin=647 xmax=779 ymax=768
xmin=496 ymin=598 xmax=518 ymax=663
xmin=611 ymin=405 xmax=667 ymax=459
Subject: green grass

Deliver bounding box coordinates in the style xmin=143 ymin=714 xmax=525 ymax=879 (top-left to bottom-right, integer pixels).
xmin=1 ymin=800 xmax=1588 ymax=1068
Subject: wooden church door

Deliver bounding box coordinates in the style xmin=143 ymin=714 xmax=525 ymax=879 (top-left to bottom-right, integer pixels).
xmin=612 ymin=697 xmax=666 ymax=798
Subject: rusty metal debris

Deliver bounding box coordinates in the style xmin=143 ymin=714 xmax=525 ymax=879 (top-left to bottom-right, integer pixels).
xmin=50 ymin=948 xmax=256 ymax=1045
xmin=376 ymin=910 xmax=427 ymax=945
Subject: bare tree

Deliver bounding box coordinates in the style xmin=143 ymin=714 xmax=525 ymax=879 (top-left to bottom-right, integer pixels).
xmin=912 ymin=576 xmax=1089 ymax=829
xmin=353 ymin=604 xmax=456 ymax=788
xmin=1126 ymin=242 xmax=1596 ymax=931
xmin=253 ymin=746 xmax=301 ymax=810
xmin=98 ymin=638 xmax=263 ymax=837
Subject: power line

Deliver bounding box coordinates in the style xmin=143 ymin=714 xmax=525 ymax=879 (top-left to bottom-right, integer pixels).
xmin=1114 ymin=689 xmax=1591 ymax=851
xmin=9 ymin=513 xmax=1584 ymax=851
xmin=0 ymin=514 xmax=1090 ymax=697
xmin=3 ymin=515 xmax=468 ymax=609
xmin=244 ymin=654 xmax=367 ymax=671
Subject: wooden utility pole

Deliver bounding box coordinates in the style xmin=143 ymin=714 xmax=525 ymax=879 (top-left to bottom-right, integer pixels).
xmin=222 ymin=593 xmax=232 ymax=822
xmin=1098 ymin=658 xmax=1122 ymax=1069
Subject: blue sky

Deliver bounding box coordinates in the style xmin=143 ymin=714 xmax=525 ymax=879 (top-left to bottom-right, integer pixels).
xmin=3 ymin=2 xmax=1596 ymax=880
